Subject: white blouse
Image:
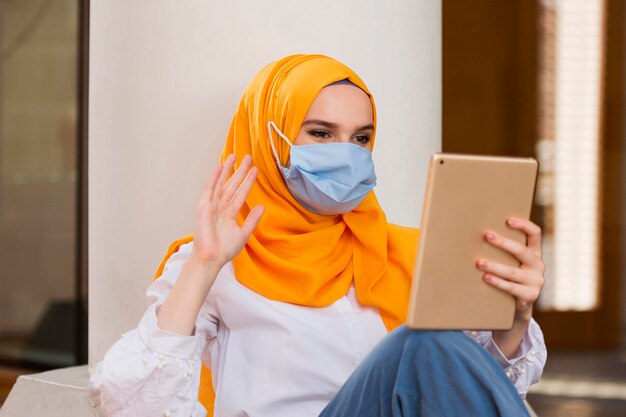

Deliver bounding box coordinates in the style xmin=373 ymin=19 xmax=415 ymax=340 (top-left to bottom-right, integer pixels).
xmin=88 ymin=242 xmax=546 ymax=417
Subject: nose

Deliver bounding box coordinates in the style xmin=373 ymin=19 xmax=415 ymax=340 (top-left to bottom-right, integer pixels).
xmin=333 ymin=136 xmax=352 ymax=144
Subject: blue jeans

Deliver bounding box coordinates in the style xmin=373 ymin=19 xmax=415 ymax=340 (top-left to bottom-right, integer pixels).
xmin=319 ymin=326 xmax=530 ymax=417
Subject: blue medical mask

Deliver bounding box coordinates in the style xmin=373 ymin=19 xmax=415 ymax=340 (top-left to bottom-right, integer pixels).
xmin=267 ymin=120 xmax=377 ymax=215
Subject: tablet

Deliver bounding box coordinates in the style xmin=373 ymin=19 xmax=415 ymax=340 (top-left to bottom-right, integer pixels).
xmin=406 ymin=154 xmax=538 ymax=330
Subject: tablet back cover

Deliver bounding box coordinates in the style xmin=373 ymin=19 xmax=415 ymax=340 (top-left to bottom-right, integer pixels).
xmin=406 ymin=154 xmax=538 ymax=330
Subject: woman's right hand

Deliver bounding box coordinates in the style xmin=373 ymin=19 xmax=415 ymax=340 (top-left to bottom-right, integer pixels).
xmin=190 ymin=153 xmax=265 ymax=267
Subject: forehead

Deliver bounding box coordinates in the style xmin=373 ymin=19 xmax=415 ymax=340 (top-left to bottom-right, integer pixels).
xmin=305 ymin=85 xmax=374 ymax=125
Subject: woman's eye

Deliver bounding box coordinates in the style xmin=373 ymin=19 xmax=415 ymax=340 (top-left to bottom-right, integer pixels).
xmin=354 ymin=135 xmax=370 ymax=145
xmin=308 ymin=130 xmax=331 ymax=139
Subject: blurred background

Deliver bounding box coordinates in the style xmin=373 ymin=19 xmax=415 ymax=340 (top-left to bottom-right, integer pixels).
xmin=443 ymin=1 xmax=626 ymax=415
xmin=0 ymin=0 xmax=87 ymax=403
xmin=0 ymin=0 xmax=624 ymax=416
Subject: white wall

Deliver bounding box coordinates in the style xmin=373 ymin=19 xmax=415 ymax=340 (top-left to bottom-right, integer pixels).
xmin=89 ymin=0 xmax=441 ymax=366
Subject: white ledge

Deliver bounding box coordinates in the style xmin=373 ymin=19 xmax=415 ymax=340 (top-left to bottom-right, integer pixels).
xmin=0 ymin=366 xmax=95 ymax=417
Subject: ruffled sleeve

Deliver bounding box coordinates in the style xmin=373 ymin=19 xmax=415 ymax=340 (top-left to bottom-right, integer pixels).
xmin=464 ymin=318 xmax=547 ymax=397
xmin=88 ymin=242 xmax=218 ymax=417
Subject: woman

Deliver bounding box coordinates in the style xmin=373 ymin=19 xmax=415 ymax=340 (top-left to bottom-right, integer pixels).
xmin=88 ymin=54 xmax=546 ymax=417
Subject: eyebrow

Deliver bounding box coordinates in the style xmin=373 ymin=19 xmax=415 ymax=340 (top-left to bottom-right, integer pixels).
xmin=302 ymin=119 xmax=375 ymax=132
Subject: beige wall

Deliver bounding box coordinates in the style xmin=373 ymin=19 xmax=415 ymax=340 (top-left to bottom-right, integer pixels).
xmin=89 ymin=0 xmax=442 ymax=367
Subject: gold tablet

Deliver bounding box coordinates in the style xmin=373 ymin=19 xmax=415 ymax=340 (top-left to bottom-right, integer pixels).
xmin=406 ymin=154 xmax=538 ymax=330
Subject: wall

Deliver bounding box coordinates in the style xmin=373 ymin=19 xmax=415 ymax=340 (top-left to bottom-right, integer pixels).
xmin=88 ymin=0 xmax=442 ymax=366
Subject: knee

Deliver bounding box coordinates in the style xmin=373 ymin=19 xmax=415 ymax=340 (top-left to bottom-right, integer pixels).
xmin=369 ymin=326 xmax=472 ymax=367
xmin=386 ymin=326 xmax=473 ymax=360
xmin=388 ymin=325 xmax=461 ymax=346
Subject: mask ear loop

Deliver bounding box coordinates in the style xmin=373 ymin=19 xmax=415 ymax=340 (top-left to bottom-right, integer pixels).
xmin=267 ymin=121 xmax=293 ymax=168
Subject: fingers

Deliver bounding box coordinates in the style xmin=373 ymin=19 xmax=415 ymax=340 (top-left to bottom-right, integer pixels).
xmin=478 ymin=224 xmax=546 ymax=312
xmin=215 ymin=154 xmax=236 ymax=200
xmin=241 ymin=205 xmax=265 ymax=238
xmin=476 ymin=258 xmax=525 ymax=283
xmin=193 ymin=155 xmax=262 ymax=265
xmin=482 ymin=273 xmax=541 ymax=311
xmin=222 ymin=155 xmax=252 ymax=202
xmin=476 ymin=258 xmax=544 ymax=288
xmin=205 ymin=153 xmax=259 ymax=219
xmin=230 ymin=167 xmax=259 ymax=214
xmin=507 ymin=218 xmax=542 ymax=257
xmin=484 ymin=230 xmax=543 ymax=269
xmin=479 ymin=220 xmax=546 ymax=313
xmin=476 ymin=258 xmax=544 ymax=309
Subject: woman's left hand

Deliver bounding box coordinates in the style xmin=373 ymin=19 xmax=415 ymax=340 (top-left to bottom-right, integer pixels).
xmin=476 ymin=218 xmax=545 ymax=322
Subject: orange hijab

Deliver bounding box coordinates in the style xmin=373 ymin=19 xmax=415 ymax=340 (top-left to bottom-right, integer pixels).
xmin=154 ymin=54 xmax=419 ymax=415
